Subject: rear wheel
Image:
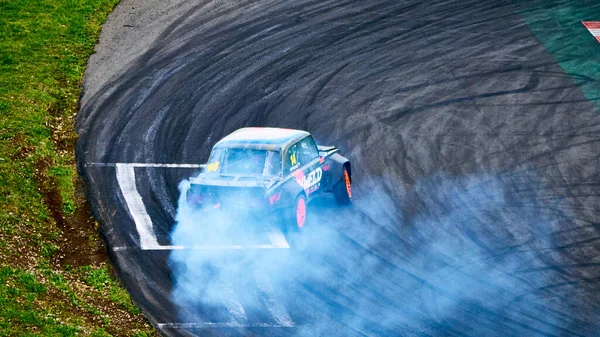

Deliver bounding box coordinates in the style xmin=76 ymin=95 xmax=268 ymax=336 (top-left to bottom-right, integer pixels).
xmin=282 ymin=194 xmax=307 ymax=235
xmin=292 ymin=194 xmax=308 ymax=230
xmin=277 ymin=194 xmax=308 ymax=246
xmin=334 ymin=166 xmax=352 ymax=204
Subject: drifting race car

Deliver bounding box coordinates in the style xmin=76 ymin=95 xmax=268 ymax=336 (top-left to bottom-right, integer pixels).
xmin=186 ymin=127 xmax=352 ymax=230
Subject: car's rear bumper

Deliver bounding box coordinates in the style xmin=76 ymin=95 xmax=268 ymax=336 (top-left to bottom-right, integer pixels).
xmin=187 ymin=194 xmax=272 ymax=215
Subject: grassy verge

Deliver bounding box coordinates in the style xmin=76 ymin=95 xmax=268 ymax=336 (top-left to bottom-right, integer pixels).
xmin=0 ymin=0 xmax=156 ymax=335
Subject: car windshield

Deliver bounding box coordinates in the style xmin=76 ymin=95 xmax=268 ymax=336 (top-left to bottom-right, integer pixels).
xmin=208 ymin=148 xmax=281 ymax=177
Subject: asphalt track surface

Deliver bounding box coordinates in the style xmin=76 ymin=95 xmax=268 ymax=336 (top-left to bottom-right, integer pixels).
xmin=77 ymin=1 xmax=600 ymax=336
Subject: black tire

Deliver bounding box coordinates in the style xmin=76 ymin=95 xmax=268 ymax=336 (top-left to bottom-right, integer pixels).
xmin=334 ymin=167 xmax=352 ymax=205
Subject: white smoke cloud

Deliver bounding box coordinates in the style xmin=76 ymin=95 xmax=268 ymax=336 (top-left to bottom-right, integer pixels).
xmin=167 ymin=170 xmax=577 ymax=336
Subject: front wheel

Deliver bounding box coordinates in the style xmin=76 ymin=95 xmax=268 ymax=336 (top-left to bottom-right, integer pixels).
xmin=333 ymin=167 xmax=352 ymax=205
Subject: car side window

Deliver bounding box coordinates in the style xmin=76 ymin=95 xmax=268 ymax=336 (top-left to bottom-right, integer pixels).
xmin=285 ymin=143 xmax=302 ymax=172
xmin=298 ymin=136 xmax=319 ymax=164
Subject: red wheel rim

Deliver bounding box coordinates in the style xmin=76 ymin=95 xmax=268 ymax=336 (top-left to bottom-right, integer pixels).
xmin=344 ymin=169 xmax=352 ymax=198
xmin=296 ymin=197 xmax=306 ymax=228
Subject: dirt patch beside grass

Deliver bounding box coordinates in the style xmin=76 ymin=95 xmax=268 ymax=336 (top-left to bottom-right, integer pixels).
xmin=35 ymin=160 xmax=107 ymax=267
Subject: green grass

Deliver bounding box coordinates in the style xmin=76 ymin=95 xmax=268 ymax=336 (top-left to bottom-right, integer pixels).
xmin=82 ymin=265 xmax=141 ymax=315
xmin=48 ymin=166 xmax=77 ymax=215
xmin=82 ymin=265 xmax=113 ymax=291
xmin=109 ymin=285 xmax=142 ymax=315
xmin=0 ymin=0 xmax=111 ymax=226
xmin=0 ymin=0 xmax=156 ymax=335
xmin=0 ymin=266 xmax=80 ymax=336
xmin=0 ymin=264 xmax=155 ymax=335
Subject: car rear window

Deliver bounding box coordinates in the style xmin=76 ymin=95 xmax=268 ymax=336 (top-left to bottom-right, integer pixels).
xmin=207 ymin=148 xmax=281 ymax=177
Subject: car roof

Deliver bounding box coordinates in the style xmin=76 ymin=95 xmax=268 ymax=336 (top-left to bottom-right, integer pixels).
xmin=214 ymin=127 xmax=309 ymax=151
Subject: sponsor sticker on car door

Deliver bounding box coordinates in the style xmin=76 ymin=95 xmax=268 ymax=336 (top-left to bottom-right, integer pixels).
xmin=298 ymin=167 xmax=322 ymax=190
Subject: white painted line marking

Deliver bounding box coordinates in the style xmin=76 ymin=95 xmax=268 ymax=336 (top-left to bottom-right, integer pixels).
xmin=87 ymin=162 xmax=205 ymax=168
xmin=115 ymin=163 xmax=159 ymax=249
xmin=157 ymin=322 xmax=295 ymax=328
xmin=114 ymin=242 xmax=290 ymax=252
xmin=111 ymin=162 xmax=290 ymax=251
xmin=253 ymin=270 xmax=295 ymax=327
xmin=145 ymin=244 xmax=284 ymax=250
xmin=115 ymin=228 xmax=290 ymax=251
xmin=112 ymin=163 xmax=293 ymax=329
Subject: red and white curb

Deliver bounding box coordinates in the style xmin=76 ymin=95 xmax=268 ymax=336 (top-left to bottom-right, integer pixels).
xmin=582 ymin=21 xmax=600 ymax=43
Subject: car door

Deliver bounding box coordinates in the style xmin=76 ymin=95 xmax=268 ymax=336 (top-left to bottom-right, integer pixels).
xmin=296 ymin=136 xmax=328 ymax=199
